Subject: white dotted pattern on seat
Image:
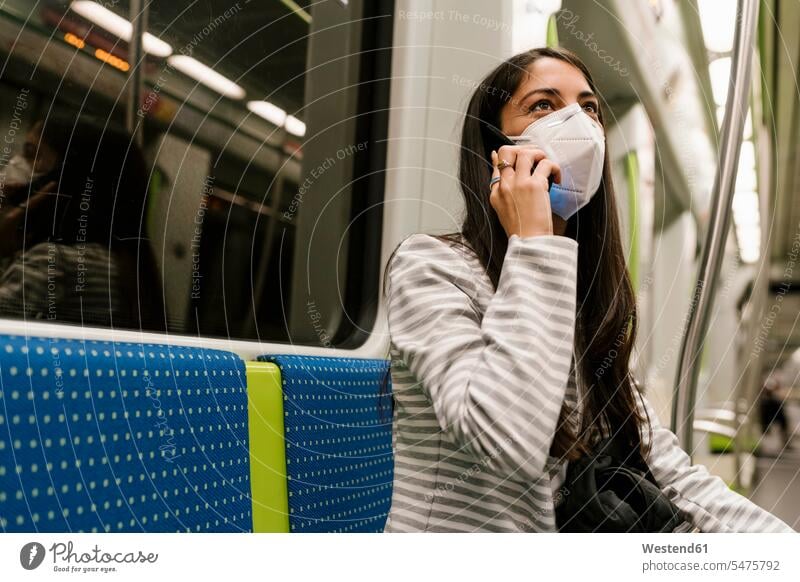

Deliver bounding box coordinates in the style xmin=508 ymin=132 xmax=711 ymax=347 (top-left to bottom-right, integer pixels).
xmin=260 ymin=354 xmax=393 ymax=533
xmin=0 ymin=336 xmax=252 ymax=533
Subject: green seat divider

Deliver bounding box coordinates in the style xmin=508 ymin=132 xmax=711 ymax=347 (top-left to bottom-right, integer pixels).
xmin=246 ymin=361 xmax=290 ymax=532
xmin=709 ymin=433 xmax=760 ymax=455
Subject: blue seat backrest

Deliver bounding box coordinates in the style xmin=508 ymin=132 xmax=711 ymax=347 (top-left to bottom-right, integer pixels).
xmin=259 ymin=354 xmax=393 ymax=532
xmin=0 ymin=335 xmax=251 ymax=532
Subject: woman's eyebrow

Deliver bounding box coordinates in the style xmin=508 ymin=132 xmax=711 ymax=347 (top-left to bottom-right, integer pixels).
xmin=518 ymin=87 xmax=597 ymax=103
xmin=519 ymin=87 xmax=562 ymax=102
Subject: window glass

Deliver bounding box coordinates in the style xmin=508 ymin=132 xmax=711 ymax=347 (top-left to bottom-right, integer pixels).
xmin=0 ymin=0 xmax=391 ymax=345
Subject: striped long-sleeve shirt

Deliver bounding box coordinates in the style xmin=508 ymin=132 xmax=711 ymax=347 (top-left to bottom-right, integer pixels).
xmin=383 ymin=232 xmax=794 ymax=533
xmin=0 ymin=242 xmax=123 ymax=326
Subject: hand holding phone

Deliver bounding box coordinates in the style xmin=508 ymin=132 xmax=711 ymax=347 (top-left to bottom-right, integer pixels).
xmin=484 ymin=124 xmax=555 ymax=190
xmin=489 ymin=145 xmax=561 ymax=239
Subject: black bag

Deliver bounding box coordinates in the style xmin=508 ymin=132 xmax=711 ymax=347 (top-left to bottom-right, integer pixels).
xmin=555 ymin=435 xmax=693 ymax=532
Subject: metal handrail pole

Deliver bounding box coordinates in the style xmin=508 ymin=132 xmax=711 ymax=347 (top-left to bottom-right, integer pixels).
xmin=670 ymin=0 xmax=760 ymax=454
xmin=126 ymin=0 xmax=147 ymax=146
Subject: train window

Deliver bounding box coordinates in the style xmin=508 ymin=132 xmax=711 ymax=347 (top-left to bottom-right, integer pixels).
xmin=0 ymin=0 xmax=392 ymax=346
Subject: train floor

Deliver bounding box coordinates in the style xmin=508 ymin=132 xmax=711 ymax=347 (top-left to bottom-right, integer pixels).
xmin=749 ymin=400 xmax=800 ymax=531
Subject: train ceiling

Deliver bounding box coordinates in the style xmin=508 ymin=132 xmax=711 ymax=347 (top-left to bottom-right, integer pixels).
xmin=35 ymin=0 xmax=312 ymax=118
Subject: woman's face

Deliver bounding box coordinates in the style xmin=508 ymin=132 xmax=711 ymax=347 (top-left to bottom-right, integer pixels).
xmin=497 ymin=57 xmax=601 ymax=236
xmin=499 ymin=57 xmax=600 ymax=136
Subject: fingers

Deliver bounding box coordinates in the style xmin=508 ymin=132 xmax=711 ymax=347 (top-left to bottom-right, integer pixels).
xmin=549 ymin=161 xmax=562 ymax=185
xmin=31 ymin=181 xmax=58 ymax=201
xmin=513 ymin=148 xmax=547 ymax=179
xmin=531 ymin=158 xmax=561 ymax=188
xmin=493 ymin=145 xmax=557 ymax=201
xmin=21 ymin=182 xmax=62 ymax=212
xmin=490 ymin=150 xmax=501 ymax=198
xmin=495 ymin=145 xmax=548 ymax=177
xmin=490 ymin=146 xmax=556 ymax=238
xmin=496 ymin=145 xmax=518 ymax=178
xmin=37 ymin=180 xmax=58 ymax=193
xmin=491 ymin=150 xmax=500 ymax=180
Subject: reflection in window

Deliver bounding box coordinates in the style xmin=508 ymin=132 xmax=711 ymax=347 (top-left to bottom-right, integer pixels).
xmin=0 ymin=0 xmax=313 ymax=340
xmin=0 ymin=114 xmax=164 ymax=329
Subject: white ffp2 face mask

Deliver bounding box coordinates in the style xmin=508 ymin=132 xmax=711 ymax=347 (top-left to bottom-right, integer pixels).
xmin=509 ymin=102 xmax=605 ymax=220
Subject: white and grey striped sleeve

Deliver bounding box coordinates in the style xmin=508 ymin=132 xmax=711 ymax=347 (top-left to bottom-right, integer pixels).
xmin=0 ymin=243 xmax=60 ymax=318
xmin=639 ymin=395 xmax=795 ymax=532
xmin=386 ymin=232 xmax=579 ymax=481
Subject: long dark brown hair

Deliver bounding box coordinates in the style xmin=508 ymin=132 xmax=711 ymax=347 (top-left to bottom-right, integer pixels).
xmin=380 ymin=47 xmax=651 ymax=463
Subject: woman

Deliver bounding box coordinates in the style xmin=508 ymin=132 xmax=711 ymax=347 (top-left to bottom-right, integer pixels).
xmin=0 ymin=115 xmax=165 ymax=330
xmin=382 ymin=47 xmax=793 ymax=533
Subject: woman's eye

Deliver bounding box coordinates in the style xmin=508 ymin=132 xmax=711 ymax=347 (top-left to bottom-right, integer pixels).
xmin=583 ymin=102 xmax=598 ymax=114
xmin=528 ymin=100 xmax=552 ymax=113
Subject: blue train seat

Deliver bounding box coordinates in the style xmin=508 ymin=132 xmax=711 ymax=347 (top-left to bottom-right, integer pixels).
xmin=0 ymin=335 xmax=251 ymax=532
xmin=258 ymin=354 xmax=393 ymax=532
